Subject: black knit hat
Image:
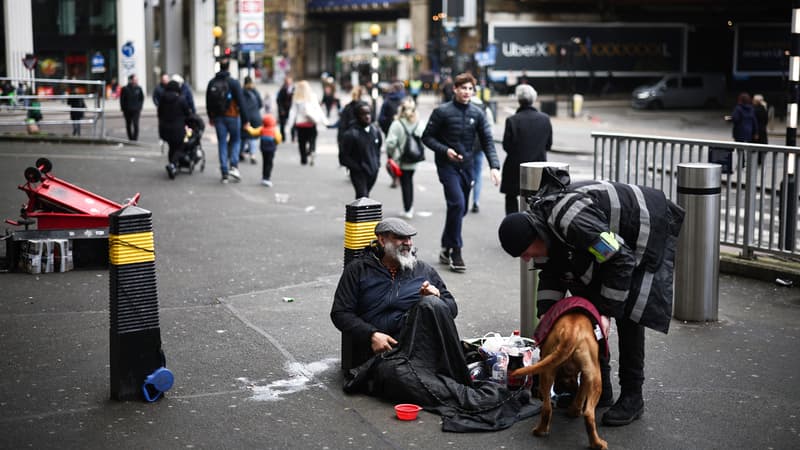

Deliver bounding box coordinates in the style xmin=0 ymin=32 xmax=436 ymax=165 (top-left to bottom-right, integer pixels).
xmin=498 ymin=212 xmax=538 ymax=257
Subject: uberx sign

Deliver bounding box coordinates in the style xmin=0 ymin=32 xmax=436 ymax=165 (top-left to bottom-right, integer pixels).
xmin=489 ymin=23 xmax=686 ymax=75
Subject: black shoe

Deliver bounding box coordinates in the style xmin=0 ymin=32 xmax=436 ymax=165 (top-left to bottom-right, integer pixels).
xmin=438 ymin=248 xmax=451 ymax=265
xmin=602 ymin=391 xmax=643 ymax=426
xmin=165 ymin=164 xmax=176 ymax=179
xmin=471 ymin=204 xmax=479 ymax=213
xmin=449 ymin=248 xmax=466 ymax=273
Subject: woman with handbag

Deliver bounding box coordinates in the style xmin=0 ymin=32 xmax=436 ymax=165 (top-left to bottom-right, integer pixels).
xmin=385 ymin=98 xmax=425 ymax=219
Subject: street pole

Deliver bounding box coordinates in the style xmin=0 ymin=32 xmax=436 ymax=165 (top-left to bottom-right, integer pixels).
xmin=212 ymin=26 xmax=223 ymax=73
xmin=784 ymin=2 xmax=799 ymax=250
xmin=369 ymin=24 xmax=381 ymax=120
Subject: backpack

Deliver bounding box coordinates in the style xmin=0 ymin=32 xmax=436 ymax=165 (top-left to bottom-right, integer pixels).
xmin=206 ymin=77 xmax=231 ymax=116
xmin=399 ymin=121 xmax=425 ymax=164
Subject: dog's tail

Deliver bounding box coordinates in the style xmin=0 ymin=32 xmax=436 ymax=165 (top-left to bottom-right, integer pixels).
xmin=509 ymin=325 xmax=580 ymax=378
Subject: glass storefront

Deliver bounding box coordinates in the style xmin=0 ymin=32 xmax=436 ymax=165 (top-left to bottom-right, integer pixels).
xmin=31 ymin=0 xmax=117 ymax=81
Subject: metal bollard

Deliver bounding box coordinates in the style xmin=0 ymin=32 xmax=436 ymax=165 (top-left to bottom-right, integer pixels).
xmin=108 ymin=205 xmax=171 ymax=401
xmin=341 ymin=197 xmax=382 ymax=370
xmin=343 ymin=197 xmax=382 ymax=268
xmin=518 ymin=162 xmax=569 ymax=337
xmin=674 ymin=163 xmax=721 ymax=321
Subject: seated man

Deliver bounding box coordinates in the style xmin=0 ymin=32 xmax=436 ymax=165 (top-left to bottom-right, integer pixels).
xmin=331 ymin=218 xmax=539 ymax=432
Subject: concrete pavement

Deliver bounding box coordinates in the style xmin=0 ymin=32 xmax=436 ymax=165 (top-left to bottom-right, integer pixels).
xmin=1 ymin=112 xmax=799 ymax=449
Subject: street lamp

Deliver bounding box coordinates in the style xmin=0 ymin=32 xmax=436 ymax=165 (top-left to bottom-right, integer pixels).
xmin=212 ymin=25 xmax=223 ymax=72
xmin=369 ymin=24 xmax=381 ymax=120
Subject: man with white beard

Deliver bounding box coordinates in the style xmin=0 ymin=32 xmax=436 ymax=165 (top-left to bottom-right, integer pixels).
xmin=331 ymin=217 xmax=457 ymax=365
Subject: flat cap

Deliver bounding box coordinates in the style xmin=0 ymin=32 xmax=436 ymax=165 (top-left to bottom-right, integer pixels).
xmin=374 ymin=217 xmax=417 ymax=237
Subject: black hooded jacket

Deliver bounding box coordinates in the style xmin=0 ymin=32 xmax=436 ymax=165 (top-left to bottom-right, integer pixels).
xmin=422 ymin=100 xmax=500 ymax=171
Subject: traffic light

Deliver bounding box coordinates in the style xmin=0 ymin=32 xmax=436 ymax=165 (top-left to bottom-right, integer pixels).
xmin=224 ymin=47 xmax=232 ymax=57
xmin=399 ymin=41 xmax=414 ymax=54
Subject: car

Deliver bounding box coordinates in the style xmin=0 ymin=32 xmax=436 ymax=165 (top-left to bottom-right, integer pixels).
xmin=631 ymin=73 xmax=726 ymax=109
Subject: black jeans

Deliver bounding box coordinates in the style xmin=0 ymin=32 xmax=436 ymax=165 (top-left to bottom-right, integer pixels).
xmin=400 ymin=169 xmax=415 ymax=211
xmin=123 ymin=110 xmax=141 ymax=141
xmin=296 ymin=126 xmax=317 ymax=164
xmin=350 ymin=169 xmax=378 ymax=199
xmin=260 ymin=140 xmax=276 ymax=180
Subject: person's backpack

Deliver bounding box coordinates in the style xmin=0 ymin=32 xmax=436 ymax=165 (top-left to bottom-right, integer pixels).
xmin=206 ymin=77 xmax=231 ymax=116
xmin=399 ymin=121 xmax=425 ymax=164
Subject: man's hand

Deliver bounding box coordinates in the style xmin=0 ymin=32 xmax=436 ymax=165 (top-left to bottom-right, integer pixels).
xmin=490 ymin=168 xmax=501 ymax=186
xmin=371 ymin=331 xmax=397 ymax=353
xmin=420 ymin=280 xmax=440 ymax=298
xmin=446 ymin=148 xmax=463 ymax=162
xmin=600 ymin=315 xmax=611 ymax=336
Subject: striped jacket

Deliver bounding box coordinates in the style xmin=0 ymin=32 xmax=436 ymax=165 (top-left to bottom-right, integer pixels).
xmin=531 ymin=180 xmax=683 ymax=333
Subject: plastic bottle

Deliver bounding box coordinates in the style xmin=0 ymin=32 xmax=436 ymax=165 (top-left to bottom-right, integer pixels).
xmin=508 ymin=329 xmax=525 ymax=348
xmin=491 ymin=352 xmax=507 ymax=385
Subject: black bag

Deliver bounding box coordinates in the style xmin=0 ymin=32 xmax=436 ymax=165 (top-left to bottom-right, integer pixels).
xmin=206 ymin=77 xmax=231 ymax=116
xmin=399 ymin=122 xmax=425 ymax=164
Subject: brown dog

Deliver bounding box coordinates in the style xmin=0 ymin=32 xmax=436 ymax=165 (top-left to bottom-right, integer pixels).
xmin=510 ymin=312 xmax=607 ymax=450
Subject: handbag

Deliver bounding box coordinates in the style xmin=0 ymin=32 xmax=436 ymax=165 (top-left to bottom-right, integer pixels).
xmin=386 ymin=158 xmax=402 ymax=177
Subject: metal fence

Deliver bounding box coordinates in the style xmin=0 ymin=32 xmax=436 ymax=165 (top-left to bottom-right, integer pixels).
xmin=0 ymin=77 xmax=106 ymax=137
xmin=591 ymin=131 xmax=800 ymax=260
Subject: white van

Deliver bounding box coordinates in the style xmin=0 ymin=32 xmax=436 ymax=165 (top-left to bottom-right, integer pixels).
xmin=631 ymin=74 xmax=726 ymax=109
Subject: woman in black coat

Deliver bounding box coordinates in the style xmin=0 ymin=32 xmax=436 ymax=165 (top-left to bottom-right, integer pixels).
xmin=500 ymin=84 xmax=552 ymax=214
xmin=158 ymin=80 xmax=191 ymax=179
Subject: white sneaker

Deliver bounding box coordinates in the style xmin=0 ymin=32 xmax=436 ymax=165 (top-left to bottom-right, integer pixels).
xmin=229 ymin=166 xmax=241 ymax=181
xmin=261 ymin=179 xmax=272 ymax=187
xmin=403 ymin=209 xmax=414 ymax=219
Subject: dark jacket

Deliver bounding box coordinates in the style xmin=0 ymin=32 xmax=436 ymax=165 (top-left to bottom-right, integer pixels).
xmin=340 ymin=123 xmax=382 ymax=175
xmin=422 ymin=100 xmax=500 ymax=171
xmin=241 ymin=87 xmax=263 ymax=128
xmin=530 ymin=178 xmax=684 ymax=334
xmin=67 ymin=96 xmax=85 ymax=121
xmin=157 ymin=90 xmax=191 ymax=145
xmin=205 ymin=71 xmax=246 ymax=122
xmin=152 ymin=83 xmax=166 ymax=107
xmin=732 ymin=103 xmax=758 ymax=143
xmin=120 ymin=83 xmax=144 ymax=113
xmin=181 ymin=83 xmax=196 ymax=114
xmin=500 ymin=105 xmax=552 ymax=195
xmin=276 ymin=83 xmax=294 ymax=119
xmin=753 ymin=104 xmax=768 ymax=144
xmin=378 ymin=90 xmax=405 ymax=134
xmin=330 ymin=245 xmax=457 ymax=346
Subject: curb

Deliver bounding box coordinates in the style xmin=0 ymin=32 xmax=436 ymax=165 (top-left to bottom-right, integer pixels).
xmin=720 ymin=251 xmax=800 ymax=285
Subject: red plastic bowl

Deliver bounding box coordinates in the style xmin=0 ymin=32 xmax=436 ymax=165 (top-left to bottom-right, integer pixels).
xmin=394 ymin=403 xmax=422 ymax=420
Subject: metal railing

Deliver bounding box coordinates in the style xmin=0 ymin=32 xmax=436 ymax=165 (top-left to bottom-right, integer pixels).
xmin=0 ymin=77 xmax=106 ymax=137
xmin=592 ymin=131 xmax=800 ymax=259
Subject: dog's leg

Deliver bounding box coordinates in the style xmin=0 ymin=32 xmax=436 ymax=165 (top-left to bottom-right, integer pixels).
xmin=580 ymin=353 xmax=608 ymax=450
xmin=533 ymin=371 xmax=555 ymax=437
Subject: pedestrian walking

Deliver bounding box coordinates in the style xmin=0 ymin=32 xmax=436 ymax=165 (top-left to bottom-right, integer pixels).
xmin=66 ymin=85 xmax=86 ymax=136
xmin=171 ymin=74 xmax=196 ymax=114
xmin=205 ymin=58 xmax=247 ymax=183
xmin=276 ymin=76 xmax=294 ymax=142
xmin=321 ymin=80 xmax=340 ymax=118
xmin=378 ymin=81 xmax=407 ymax=189
xmin=158 ymin=80 xmax=191 ymax=179
xmin=258 ymin=113 xmax=281 ymax=187
xmin=385 ymin=97 xmax=425 ymax=218
xmin=727 ymin=92 xmax=759 ymax=143
xmin=469 ymin=89 xmax=494 ymax=214
xmin=340 ymin=102 xmax=382 ymax=198
xmin=422 ymin=72 xmax=501 ymax=273
xmin=337 ymin=85 xmax=369 ymax=166
xmin=753 ymin=94 xmax=768 ymax=145
xmin=119 ymin=74 xmax=144 ymax=141
xmin=500 ymin=84 xmax=552 ymax=214
xmin=286 ymin=80 xmax=328 ymax=166
xmin=152 ymin=73 xmax=169 ymax=107
xmin=240 ymin=76 xmax=263 ymax=164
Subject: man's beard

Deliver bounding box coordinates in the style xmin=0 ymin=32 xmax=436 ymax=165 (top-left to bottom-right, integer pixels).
xmin=384 ymin=241 xmax=417 ymax=271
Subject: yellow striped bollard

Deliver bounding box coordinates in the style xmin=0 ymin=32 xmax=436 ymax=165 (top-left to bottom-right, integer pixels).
xmin=108 ymin=205 xmax=172 ymax=401
xmin=343 ymin=197 xmax=382 ymax=267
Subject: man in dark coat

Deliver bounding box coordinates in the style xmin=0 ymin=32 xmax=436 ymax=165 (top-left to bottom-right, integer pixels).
xmin=275 ymin=76 xmax=294 ymax=141
xmin=332 ymin=218 xmax=539 ymax=432
xmin=158 ymin=80 xmax=191 ymax=179
xmin=422 ymin=72 xmax=501 ymax=273
xmin=119 ymin=74 xmax=144 ymax=141
xmin=340 ymin=102 xmax=382 ymax=199
xmin=498 ymin=168 xmax=684 ymax=427
xmin=500 ymin=84 xmax=552 ymax=214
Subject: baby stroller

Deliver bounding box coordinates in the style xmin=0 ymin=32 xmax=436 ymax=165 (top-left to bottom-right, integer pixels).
xmin=177 ymin=114 xmax=206 ymax=174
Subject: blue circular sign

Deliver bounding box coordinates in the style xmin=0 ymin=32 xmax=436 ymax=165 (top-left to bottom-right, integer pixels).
xmin=92 ymin=52 xmax=105 ymax=67
xmin=121 ymin=41 xmax=135 ymax=58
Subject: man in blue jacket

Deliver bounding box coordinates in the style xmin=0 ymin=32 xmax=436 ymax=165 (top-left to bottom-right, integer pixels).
xmin=422 ymin=72 xmax=501 ymax=272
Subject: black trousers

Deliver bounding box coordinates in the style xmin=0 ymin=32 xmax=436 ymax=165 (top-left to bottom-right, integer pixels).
xmin=350 ymin=170 xmax=378 ymax=199
xmin=601 ymin=317 xmax=645 ymax=393
xmin=505 ymin=194 xmax=519 ymax=215
xmin=399 ymin=169 xmax=415 ymax=211
xmin=123 ymin=110 xmax=141 ymax=141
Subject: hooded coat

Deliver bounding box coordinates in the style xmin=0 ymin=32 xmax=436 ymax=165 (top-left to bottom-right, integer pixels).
xmin=526 ymin=175 xmax=684 ymax=333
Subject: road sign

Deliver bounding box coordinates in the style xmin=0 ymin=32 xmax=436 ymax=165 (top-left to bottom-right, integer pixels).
xmin=238 ymin=0 xmax=264 ymax=50
xmin=91 ymin=52 xmax=106 ymax=74
xmin=121 ymin=41 xmax=135 ymax=58
xmin=22 ymin=54 xmax=38 ymax=71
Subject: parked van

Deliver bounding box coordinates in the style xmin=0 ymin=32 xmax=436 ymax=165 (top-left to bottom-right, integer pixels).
xmin=631 ymin=73 xmax=726 ymax=109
